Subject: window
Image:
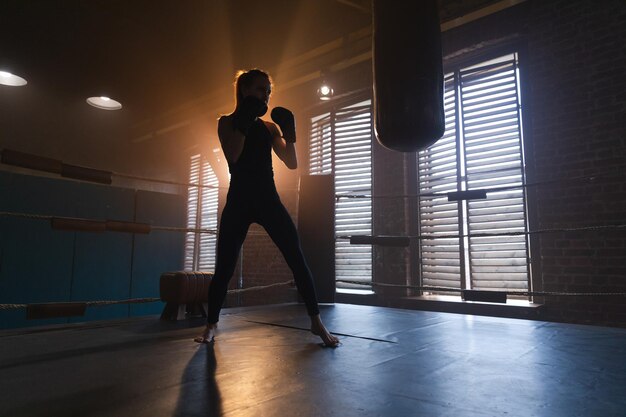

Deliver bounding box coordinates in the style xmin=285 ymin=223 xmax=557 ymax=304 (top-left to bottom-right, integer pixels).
xmin=309 ymin=100 xmax=373 ymax=290
xmin=417 ymin=53 xmax=530 ymax=293
xmin=185 ymin=154 xmax=219 ymax=272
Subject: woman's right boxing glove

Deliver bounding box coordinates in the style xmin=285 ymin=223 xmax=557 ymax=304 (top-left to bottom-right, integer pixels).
xmin=232 ymin=96 xmax=268 ymax=136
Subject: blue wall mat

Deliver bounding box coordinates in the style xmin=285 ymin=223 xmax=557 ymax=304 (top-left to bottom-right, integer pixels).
xmin=130 ymin=190 xmax=186 ymax=316
xmin=67 ymin=183 xmax=135 ymax=323
xmin=0 ymin=218 xmax=74 ymax=328
xmin=0 ymin=171 xmax=132 ymax=218
xmin=1 ymin=172 xmax=79 ymax=328
xmin=0 ymin=171 xmax=185 ymax=329
xmin=69 ymin=231 xmax=133 ymax=322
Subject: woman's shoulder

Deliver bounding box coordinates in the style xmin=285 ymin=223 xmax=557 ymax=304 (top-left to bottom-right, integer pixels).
xmin=218 ymin=113 xmax=234 ymax=124
xmin=217 ymin=114 xmax=235 ymax=132
xmin=262 ymin=119 xmax=280 ymax=136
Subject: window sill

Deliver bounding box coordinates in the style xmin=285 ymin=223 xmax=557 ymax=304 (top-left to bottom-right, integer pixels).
xmin=412 ymin=293 xmax=541 ymax=307
xmin=394 ymin=294 xmax=543 ymax=321
xmin=336 ymin=288 xmax=375 ymax=295
xmin=333 ymin=289 xmax=544 ymax=321
xmin=335 ymin=288 xmax=377 ymax=306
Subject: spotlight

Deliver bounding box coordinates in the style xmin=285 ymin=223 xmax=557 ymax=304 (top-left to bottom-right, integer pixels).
xmin=0 ymin=71 xmax=27 ymax=86
xmin=86 ymin=96 xmax=122 ymax=110
xmin=317 ymin=83 xmax=334 ymax=101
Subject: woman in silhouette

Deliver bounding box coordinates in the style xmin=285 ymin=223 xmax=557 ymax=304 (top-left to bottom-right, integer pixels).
xmin=194 ymin=69 xmax=339 ymax=347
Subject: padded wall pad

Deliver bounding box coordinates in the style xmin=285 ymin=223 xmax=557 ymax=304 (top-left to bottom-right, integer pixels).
xmin=131 ymin=190 xmax=186 ymax=316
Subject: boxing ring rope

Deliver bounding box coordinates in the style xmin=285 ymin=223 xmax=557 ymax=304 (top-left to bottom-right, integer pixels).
xmin=0 ymin=211 xmax=218 ymax=235
xmin=0 ymin=280 xmax=295 ymax=311
xmin=0 ymin=148 xmax=297 ymax=192
xmin=3 ymin=148 xmax=623 ymax=199
xmin=3 ymin=148 xmax=624 ymax=239
xmin=337 ymin=223 xmax=626 ymax=242
xmin=3 ymin=209 xmax=624 ymax=241
xmin=334 ymin=280 xmax=626 ymax=297
xmin=112 ymin=172 xmax=222 ymax=190
xmin=2 ymin=148 xmax=625 ymax=311
xmin=2 ymin=274 xmax=623 ymax=313
xmin=0 ymin=148 xmax=225 ymax=190
xmin=335 ymin=168 xmax=626 ymax=201
xmin=0 ymin=210 xmax=267 ymax=237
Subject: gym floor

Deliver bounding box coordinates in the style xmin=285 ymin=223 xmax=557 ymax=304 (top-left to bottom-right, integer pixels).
xmin=1 ymin=303 xmax=625 ymax=417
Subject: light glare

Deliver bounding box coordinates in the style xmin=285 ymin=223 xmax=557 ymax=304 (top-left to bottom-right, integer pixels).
xmin=0 ymin=71 xmax=28 ymax=86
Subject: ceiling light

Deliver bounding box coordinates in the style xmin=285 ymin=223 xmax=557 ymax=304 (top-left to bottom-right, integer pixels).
xmin=0 ymin=71 xmax=27 ymax=86
xmin=317 ymin=83 xmax=334 ymax=101
xmin=86 ymin=96 xmax=122 ymax=110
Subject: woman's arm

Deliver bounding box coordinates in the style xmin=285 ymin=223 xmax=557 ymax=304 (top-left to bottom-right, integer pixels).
xmin=267 ymin=121 xmax=298 ymax=169
xmin=217 ymin=115 xmax=246 ymax=164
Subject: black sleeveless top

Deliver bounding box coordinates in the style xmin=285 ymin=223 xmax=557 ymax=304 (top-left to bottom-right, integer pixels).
xmin=227 ymin=119 xmax=275 ymax=187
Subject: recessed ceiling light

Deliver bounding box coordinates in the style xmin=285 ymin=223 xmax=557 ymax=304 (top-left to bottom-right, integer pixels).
xmin=0 ymin=71 xmax=27 ymax=86
xmin=86 ymin=96 xmax=122 ymax=110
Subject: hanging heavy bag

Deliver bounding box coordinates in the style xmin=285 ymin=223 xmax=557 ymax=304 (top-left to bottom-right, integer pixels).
xmin=372 ymin=0 xmax=445 ymax=152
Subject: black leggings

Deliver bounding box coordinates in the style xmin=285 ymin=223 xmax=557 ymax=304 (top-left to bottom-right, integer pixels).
xmin=206 ymin=182 xmax=320 ymax=323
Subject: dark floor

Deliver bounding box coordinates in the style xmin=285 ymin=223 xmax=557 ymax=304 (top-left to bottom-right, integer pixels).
xmin=1 ymin=303 xmax=625 ymax=417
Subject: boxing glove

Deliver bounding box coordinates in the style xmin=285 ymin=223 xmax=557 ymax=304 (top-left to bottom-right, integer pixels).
xmin=271 ymin=107 xmax=296 ymax=143
xmin=233 ymin=96 xmax=268 ymax=136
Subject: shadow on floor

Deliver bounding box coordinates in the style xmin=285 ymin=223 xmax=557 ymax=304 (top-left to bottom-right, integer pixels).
xmin=174 ymin=343 xmax=222 ymax=417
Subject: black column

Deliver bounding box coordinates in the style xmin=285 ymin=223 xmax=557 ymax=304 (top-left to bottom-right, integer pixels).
xmin=298 ymin=175 xmax=335 ymax=303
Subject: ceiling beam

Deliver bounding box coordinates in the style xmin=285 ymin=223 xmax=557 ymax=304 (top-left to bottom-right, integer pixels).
xmin=335 ymin=0 xmax=371 ymax=14
xmin=131 ymin=0 xmax=527 ymax=144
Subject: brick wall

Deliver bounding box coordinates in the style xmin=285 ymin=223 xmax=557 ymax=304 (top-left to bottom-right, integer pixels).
xmin=372 ymin=142 xmax=412 ymax=298
xmin=526 ymin=0 xmax=626 ymax=326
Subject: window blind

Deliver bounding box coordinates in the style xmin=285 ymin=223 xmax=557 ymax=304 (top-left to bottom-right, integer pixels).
xmin=309 ymin=100 xmax=373 ymax=288
xmin=334 ymin=102 xmax=373 ymax=287
xmin=418 ymin=53 xmax=530 ymax=293
xmin=185 ymin=154 xmax=219 ymax=272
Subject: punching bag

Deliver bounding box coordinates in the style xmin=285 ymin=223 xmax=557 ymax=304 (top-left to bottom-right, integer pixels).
xmin=372 ymin=0 xmax=445 ymax=152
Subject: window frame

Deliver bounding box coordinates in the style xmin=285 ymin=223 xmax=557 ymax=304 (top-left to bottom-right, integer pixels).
xmin=306 ymin=91 xmax=375 ymax=291
xmin=415 ymin=44 xmax=536 ymax=299
xmin=184 ymin=153 xmax=219 ymax=272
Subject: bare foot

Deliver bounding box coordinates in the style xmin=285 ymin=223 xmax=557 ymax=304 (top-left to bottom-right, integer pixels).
xmin=310 ymin=315 xmax=340 ymax=347
xmin=194 ymin=323 xmax=217 ymax=344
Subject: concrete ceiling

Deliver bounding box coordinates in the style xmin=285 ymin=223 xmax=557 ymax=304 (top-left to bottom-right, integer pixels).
xmin=0 ymin=0 xmax=371 ymax=148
